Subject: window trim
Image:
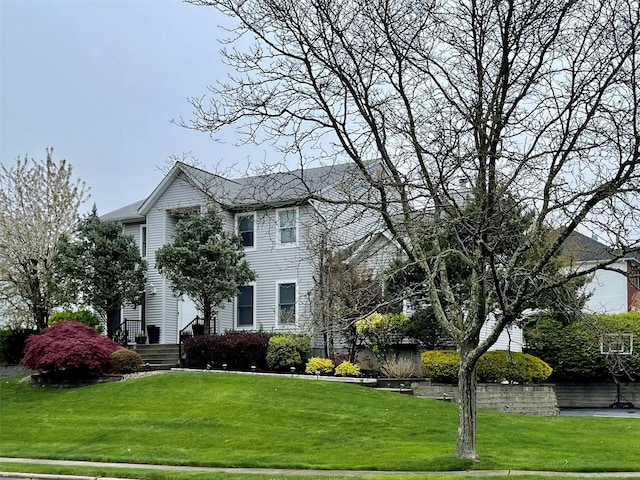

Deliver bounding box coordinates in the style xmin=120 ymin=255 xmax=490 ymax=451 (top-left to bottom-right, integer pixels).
xmin=236 ymin=283 xmax=256 ymax=329
xmin=276 ymin=207 xmax=298 ymax=247
xmin=235 ymin=212 xmax=257 ymax=251
xmin=276 ymin=280 xmax=297 ymax=327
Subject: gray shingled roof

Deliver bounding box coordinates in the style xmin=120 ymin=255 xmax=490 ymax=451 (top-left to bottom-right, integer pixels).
xmin=101 ymin=160 xmax=379 ymax=221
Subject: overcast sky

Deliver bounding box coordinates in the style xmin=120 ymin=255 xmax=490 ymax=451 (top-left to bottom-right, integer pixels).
xmin=1 ymin=0 xmax=276 ymax=215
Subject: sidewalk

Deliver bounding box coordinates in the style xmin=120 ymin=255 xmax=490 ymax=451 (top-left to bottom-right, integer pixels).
xmin=2 ymin=457 xmax=640 ymax=479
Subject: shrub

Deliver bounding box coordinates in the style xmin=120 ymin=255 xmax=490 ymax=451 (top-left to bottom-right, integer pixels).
xmin=305 ymin=357 xmax=334 ymax=374
xmin=109 ymin=348 xmax=144 ymax=373
xmin=382 ymin=357 xmax=417 ymax=378
xmin=183 ymin=331 xmax=271 ymax=370
xmin=420 ymin=349 xmax=552 ymax=384
xmin=525 ymin=313 xmax=640 ymax=381
xmin=420 ymin=350 xmax=459 ymax=382
xmin=355 ymin=312 xmax=409 ymax=368
xmin=0 ymin=327 xmax=36 ymax=365
xmin=22 ymin=321 xmax=119 ymax=379
xmin=335 ymin=361 xmax=361 ymax=377
xmin=49 ymin=309 xmax=101 ymax=329
xmin=266 ymin=334 xmax=312 ymax=371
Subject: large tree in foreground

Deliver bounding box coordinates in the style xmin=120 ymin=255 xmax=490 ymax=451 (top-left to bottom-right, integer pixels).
xmin=0 ymin=149 xmax=88 ymax=330
xmin=186 ymin=0 xmax=640 ymax=459
xmin=56 ymin=208 xmax=147 ymax=339
xmin=155 ymin=207 xmax=255 ymax=335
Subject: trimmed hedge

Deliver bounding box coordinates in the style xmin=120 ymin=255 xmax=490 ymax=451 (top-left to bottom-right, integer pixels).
xmin=49 ymin=309 xmax=101 ymax=329
xmin=184 ymin=331 xmax=271 ymax=370
xmin=266 ymin=334 xmax=312 ymax=371
xmin=525 ymin=313 xmax=640 ymax=381
xmin=421 ymin=349 xmax=552 ymax=384
xmin=305 ymin=357 xmax=334 ymax=374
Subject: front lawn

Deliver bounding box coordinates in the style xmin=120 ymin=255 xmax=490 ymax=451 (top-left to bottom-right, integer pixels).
xmin=1 ymin=372 xmax=638 ymax=472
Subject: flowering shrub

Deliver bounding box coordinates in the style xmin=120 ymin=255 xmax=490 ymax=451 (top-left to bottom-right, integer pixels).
xmin=22 ymin=321 xmax=119 ymax=379
xmin=266 ymin=334 xmax=312 ymax=371
xmin=305 ymin=357 xmax=334 ymax=374
xmin=355 ymin=312 xmax=408 ymax=368
xmin=109 ymin=347 xmax=144 ymax=373
xmin=335 ymin=361 xmax=361 ymax=377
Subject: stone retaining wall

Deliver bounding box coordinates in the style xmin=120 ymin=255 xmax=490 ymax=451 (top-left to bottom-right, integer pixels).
xmin=411 ymin=381 xmax=559 ymax=415
xmin=555 ymin=382 xmax=640 ymax=408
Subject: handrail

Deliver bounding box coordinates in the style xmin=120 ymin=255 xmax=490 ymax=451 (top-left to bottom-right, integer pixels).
xmin=179 ymin=316 xmax=206 ymax=364
xmin=112 ymin=318 xmax=143 ymax=345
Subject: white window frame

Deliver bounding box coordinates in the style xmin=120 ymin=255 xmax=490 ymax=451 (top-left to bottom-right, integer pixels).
xmin=140 ymin=224 xmax=147 ymax=258
xmin=236 ymin=282 xmax=256 ymax=329
xmin=276 ymin=280 xmax=297 ymax=327
xmin=235 ymin=212 xmax=257 ymax=251
xmin=276 ymin=207 xmax=298 ymax=247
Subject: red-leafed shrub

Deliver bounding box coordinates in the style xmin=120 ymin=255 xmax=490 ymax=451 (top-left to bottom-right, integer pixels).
xmin=184 ymin=331 xmax=271 ymax=370
xmin=22 ymin=321 xmax=120 ymax=379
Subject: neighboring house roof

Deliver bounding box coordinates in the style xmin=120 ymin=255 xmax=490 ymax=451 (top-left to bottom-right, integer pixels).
xmin=562 ymin=230 xmax=640 ymax=264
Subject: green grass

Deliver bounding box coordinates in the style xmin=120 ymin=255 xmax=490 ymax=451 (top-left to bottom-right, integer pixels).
xmin=1 ymin=372 xmax=639 ymax=473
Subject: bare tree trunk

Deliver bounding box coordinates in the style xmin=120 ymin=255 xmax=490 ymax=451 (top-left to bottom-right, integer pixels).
xmin=203 ymin=298 xmax=214 ymax=335
xmin=456 ymin=347 xmax=479 ymax=461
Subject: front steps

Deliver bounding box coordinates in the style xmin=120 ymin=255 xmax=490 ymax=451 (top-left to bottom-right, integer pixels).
xmin=130 ymin=344 xmax=180 ymax=370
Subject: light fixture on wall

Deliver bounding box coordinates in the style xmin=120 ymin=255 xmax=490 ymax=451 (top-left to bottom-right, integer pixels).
xmin=147 ymin=283 xmax=157 ymax=295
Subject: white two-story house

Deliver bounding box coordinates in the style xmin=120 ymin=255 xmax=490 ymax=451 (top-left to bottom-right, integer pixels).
xmin=102 ymin=161 xmax=386 ymax=345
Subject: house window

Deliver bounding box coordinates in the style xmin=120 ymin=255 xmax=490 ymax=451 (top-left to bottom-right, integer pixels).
xmin=237 ymin=213 xmax=255 ymax=248
xmin=237 ymin=285 xmax=254 ymax=327
xmin=140 ymin=225 xmax=147 ymax=258
xmin=278 ymin=282 xmax=296 ymax=325
xmin=277 ymin=208 xmax=297 ymax=245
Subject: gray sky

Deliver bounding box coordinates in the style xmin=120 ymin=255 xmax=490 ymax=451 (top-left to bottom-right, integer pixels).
xmin=1 ymin=0 xmax=273 ymax=215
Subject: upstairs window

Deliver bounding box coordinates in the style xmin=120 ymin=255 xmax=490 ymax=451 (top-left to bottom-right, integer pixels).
xmin=237 ymin=214 xmax=255 ymax=248
xmin=277 ymin=208 xmax=297 ymax=245
xmin=278 ymin=282 xmax=296 ymax=325
xmin=140 ymin=225 xmax=147 ymax=258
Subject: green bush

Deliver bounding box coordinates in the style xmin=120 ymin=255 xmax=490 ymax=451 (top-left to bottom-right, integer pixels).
xmin=305 ymin=357 xmax=334 ymax=374
xmin=266 ymin=334 xmax=312 ymax=371
xmin=420 ymin=350 xmax=459 ymax=382
xmin=335 ymin=361 xmax=361 ymax=377
xmin=49 ymin=309 xmax=101 ymax=329
xmin=109 ymin=348 xmax=144 ymax=373
xmin=0 ymin=327 xmax=36 ymax=365
xmin=525 ymin=313 xmax=640 ymax=381
xmin=421 ymin=349 xmax=552 ymax=384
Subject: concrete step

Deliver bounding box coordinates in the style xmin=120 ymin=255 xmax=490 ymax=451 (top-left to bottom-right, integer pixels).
xmin=129 ymin=344 xmax=179 ymax=369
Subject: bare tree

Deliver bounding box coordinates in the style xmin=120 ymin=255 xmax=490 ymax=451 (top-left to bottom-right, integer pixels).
xmin=0 ymin=149 xmax=88 ymax=329
xmin=185 ymin=0 xmax=640 ymax=459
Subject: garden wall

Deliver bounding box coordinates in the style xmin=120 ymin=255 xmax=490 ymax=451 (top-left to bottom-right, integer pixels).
xmin=411 ymin=380 xmax=559 ymax=416
xmin=555 ymin=382 xmax=640 ymax=408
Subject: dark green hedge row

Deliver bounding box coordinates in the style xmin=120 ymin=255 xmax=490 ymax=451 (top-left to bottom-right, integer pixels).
xmin=524 ymin=312 xmax=640 ymax=381
xmin=421 ymin=349 xmax=552 ymax=384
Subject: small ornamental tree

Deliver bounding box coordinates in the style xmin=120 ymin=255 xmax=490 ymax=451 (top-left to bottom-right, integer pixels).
xmin=155 ymin=206 xmax=255 ymax=334
xmin=56 ymin=208 xmax=147 ymax=339
xmin=22 ymin=321 xmax=120 ymax=379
